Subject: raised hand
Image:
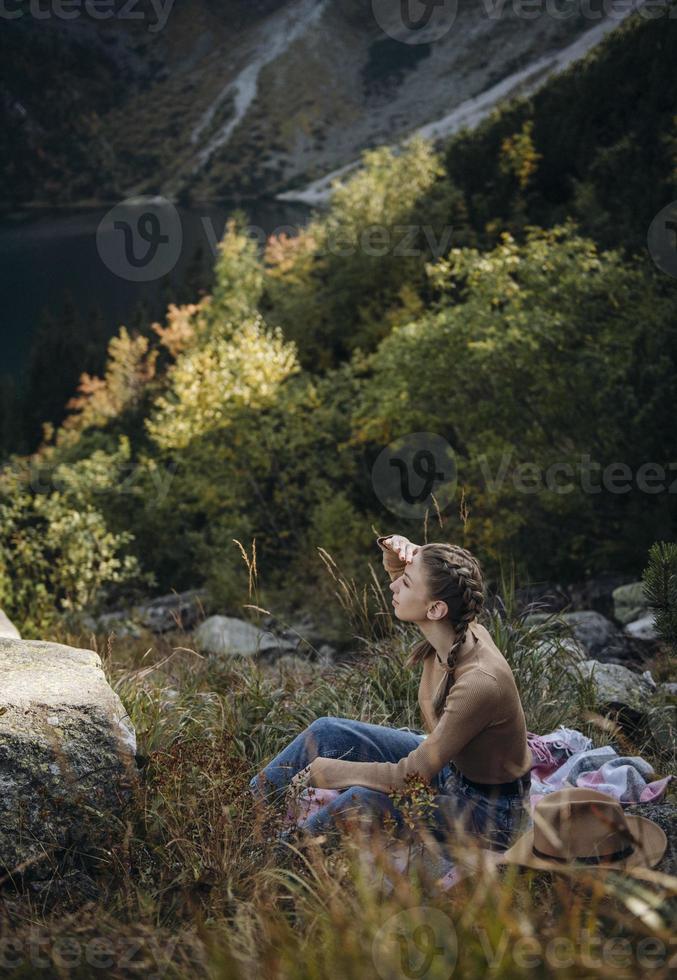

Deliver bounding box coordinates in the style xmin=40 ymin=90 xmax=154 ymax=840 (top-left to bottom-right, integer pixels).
xmin=382 ymin=534 xmax=419 ymax=564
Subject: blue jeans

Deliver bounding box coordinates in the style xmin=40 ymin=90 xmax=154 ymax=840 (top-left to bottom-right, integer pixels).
xmin=248 ymin=716 xmax=530 ymax=855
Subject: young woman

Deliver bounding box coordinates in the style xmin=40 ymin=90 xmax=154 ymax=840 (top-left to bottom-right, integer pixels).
xmin=248 ymin=533 xmax=532 ymax=855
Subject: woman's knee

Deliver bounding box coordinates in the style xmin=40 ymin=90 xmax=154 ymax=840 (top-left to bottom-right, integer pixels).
xmin=308 ymin=715 xmax=339 ymax=734
xmin=305 ymin=715 xmax=340 ymax=750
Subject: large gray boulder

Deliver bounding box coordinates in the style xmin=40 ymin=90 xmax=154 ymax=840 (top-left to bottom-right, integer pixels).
xmin=194 ymin=615 xmax=294 ymax=657
xmin=561 ymin=611 xmax=621 ymax=658
xmin=0 ymin=638 xmax=138 ymax=881
xmin=525 ymin=610 xmax=648 ymax=666
xmin=0 ymin=608 xmax=20 ymax=639
xmin=573 ymin=659 xmax=656 ymax=714
xmin=570 ymin=660 xmax=676 ymax=752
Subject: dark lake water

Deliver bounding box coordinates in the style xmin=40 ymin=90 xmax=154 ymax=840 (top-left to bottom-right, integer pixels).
xmin=0 ymin=198 xmax=314 ymax=383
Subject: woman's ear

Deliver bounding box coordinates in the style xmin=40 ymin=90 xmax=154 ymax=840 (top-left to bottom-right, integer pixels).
xmin=426 ymin=599 xmax=448 ymax=621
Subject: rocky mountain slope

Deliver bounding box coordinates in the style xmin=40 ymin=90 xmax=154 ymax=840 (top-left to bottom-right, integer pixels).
xmin=1 ymin=0 xmax=642 ymax=209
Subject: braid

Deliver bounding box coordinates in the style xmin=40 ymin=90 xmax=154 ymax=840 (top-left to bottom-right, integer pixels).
xmin=415 ymin=545 xmax=485 ymax=719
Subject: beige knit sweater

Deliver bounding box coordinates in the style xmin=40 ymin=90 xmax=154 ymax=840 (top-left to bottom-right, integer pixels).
xmin=308 ymin=534 xmax=532 ymax=793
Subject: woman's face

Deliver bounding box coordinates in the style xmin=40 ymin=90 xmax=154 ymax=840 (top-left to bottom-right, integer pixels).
xmin=389 ymin=551 xmax=434 ymax=623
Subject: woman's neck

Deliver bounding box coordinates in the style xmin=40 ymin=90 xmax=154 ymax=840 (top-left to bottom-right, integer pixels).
xmin=418 ymin=616 xmax=476 ymax=662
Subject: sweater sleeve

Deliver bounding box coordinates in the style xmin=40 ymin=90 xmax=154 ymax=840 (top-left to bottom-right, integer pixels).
xmin=376 ymin=534 xmax=407 ymax=581
xmin=308 ymin=669 xmax=501 ymax=793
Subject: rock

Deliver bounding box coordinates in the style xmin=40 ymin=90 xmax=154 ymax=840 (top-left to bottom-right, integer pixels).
xmin=641 ymin=670 xmax=658 ymax=690
xmin=317 ymin=643 xmax=337 ymax=664
xmin=193 ymin=615 xmax=293 ymax=657
xmin=533 ymin=636 xmax=588 ymax=664
xmin=612 ymin=581 xmax=650 ymax=625
xmin=135 ymin=588 xmax=209 ymax=633
xmin=278 ymin=613 xmax=335 ymax=653
xmin=526 ymin=610 xmax=648 ymax=666
xmin=565 ymin=572 xmax=636 ymax=621
xmin=523 ymin=612 xmax=559 ymax=627
xmin=512 ymin=582 xmax=571 ymax=616
xmin=661 ymin=683 xmax=677 ymax=698
xmin=569 ymin=659 xmax=675 ymax=750
xmin=80 ymin=589 xmax=210 ymax=637
xmin=572 ymin=660 xmax=656 ymax=716
xmin=623 ymin=802 xmax=677 ymax=876
xmin=0 ymin=608 xmax=20 ymax=639
xmin=561 ymin=611 xmax=620 ymax=659
xmin=0 ymin=637 xmax=138 ymax=881
xmin=81 ymin=610 xmax=142 ymax=640
xmin=624 ymin=613 xmax=659 ymax=642
xmin=524 ymin=610 xmax=618 ymax=654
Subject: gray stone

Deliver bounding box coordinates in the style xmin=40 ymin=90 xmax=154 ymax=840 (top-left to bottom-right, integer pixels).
xmin=0 ymin=609 xmax=20 ymax=640
xmin=641 ymin=670 xmax=658 ymax=689
xmin=561 ymin=611 xmax=620 ymax=658
xmin=524 ymin=610 xmax=642 ymax=663
xmin=0 ymin=637 xmax=138 ymax=880
xmin=194 ymin=615 xmax=292 ymax=657
xmin=571 ymin=659 xmax=655 ymax=716
xmin=81 ymin=610 xmax=142 ymax=639
xmin=135 ymin=588 xmax=209 ymax=633
xmin=80 ymin=588 xmax=210 ymax=638
xmin=533 ymin=636 xmax=588 ymax=664
xmin=612 ymin=582 xmax=650 ymax=625
xmin=317 ymin=643 xmax=337 ymax=664
xmin=624 ymin=613 xmax=659 ymax=642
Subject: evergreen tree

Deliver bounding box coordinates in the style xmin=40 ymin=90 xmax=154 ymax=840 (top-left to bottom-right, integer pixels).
xmin=643 ymin=541 xmax=677 ymax=654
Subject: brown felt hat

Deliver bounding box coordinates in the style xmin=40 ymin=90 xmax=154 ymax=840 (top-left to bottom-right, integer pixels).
xmin=494 ymin=788 xmax=667 ymax=871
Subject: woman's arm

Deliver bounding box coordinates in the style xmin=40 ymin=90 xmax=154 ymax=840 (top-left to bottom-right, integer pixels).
xmin=308 ymin=669 xmax=501 ymax=792
xmin=376 ymin=533 xmax=420 ymax=581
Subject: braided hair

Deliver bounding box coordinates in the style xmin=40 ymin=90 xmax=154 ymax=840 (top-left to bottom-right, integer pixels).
xmin=405 ymin=543 xmax=486 ymax=720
